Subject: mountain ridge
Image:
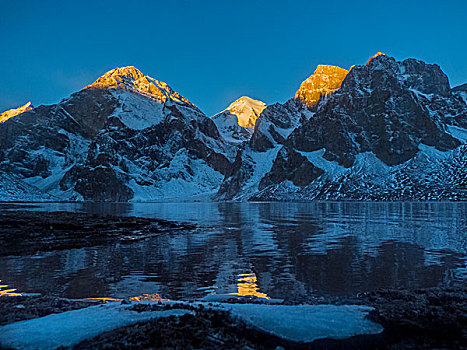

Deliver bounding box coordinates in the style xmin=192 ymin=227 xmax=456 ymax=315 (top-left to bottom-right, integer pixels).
xmin=0 ymin=54 xmax=466 ymax=202
xmin=0 ymin=102 xmax=33 ymax=123
xmin=84 ymin=66 xmax=196 ymax=108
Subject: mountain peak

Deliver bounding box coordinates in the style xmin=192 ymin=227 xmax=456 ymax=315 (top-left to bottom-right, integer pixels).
xmin=0 ymin=101 xmax=33 ymax=123
xmin=225 ymin=96 xmax=267 ymax=128
xmin=85 ymin=66 xmax=193 ymax=106
xmin=295 ymin=65 xmax=349 ymax=107
xmin=86 ymin=66 xmax=144 ymax=89
xmin=366 ymin=52 xmax=386 ymax=65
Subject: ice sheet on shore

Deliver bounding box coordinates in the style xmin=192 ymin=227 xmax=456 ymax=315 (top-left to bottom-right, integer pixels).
xmin=227 ymin=303 xmax=383 ymax=342
xmin=0 ymin=301 xmax=383 ymax=349
xmin=0 ymin=302 xmax=192 ymax=349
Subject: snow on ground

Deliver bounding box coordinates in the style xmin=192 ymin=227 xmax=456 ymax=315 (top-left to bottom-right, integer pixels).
xmin=128 ymin=149 xmax=225 ymax=201
xmin=232 ymin=147 xmax=281 ymax=200
xmin=0 ymin=301 xmax=383 ymax=349
xmin=211 ymin=111 xmax=253 ymax=144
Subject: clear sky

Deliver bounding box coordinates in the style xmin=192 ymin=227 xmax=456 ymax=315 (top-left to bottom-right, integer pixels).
xmin=1 ymin=0 xmax=466 ymax=116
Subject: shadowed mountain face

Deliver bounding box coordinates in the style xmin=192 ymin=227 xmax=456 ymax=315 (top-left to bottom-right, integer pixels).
xmin=0 ymin=55 xmax=466 ymax=202
xmin=0 ymin=67 xmax=233 ymax=201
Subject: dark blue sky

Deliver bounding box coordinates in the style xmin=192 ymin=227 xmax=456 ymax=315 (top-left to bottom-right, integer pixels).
xmin=1 ymin=0 xmax=466 ymax=116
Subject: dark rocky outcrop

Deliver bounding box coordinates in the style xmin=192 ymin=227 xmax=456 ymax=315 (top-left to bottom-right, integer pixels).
xmin=0 ymin=210 xmax=196 ymax=256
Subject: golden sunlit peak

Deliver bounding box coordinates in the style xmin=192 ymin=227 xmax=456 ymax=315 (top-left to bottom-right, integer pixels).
xmin=295 ymin=65 xmax=349 ymax=107
xmin=0 ymin=102 xmax=33 ymax=123
xmin=86 ymin=293 xmax=170 ymax=303
xmin=225 ymin=96 xmax=267 ymax=128
xmin=84 ymin=66 xmax=193 ymax=106
xmin=366 ymin=52 xmax=386 ymax=65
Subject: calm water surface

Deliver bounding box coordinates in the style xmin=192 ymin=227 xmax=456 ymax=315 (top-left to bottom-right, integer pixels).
xmin=1 ymin=202 xmax=466 ymax=300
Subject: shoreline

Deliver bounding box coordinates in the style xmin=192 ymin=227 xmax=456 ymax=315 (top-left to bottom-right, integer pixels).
xmin=1 ymin=285 xmax=465 ymax=349
xmin=0 ymin=210 xmax=197 ymax=257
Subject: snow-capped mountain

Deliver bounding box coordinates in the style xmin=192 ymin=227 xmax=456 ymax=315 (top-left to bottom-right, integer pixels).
xmin=0 ymin=54 xmax=466 ymax=202
xmin=0 ymin=102 xmax=33 ymax=123
xmin=219 ymin=54 xmax=467 ymax=200
xmin=0 ymin=66 xmax=234 ymax=201
xmin=211 ymin=96 xmax=266 ymax=143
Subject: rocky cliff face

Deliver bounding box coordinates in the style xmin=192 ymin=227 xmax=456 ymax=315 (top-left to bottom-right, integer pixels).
xmin=0 ymin=67 xmax=234 ymax=201
xmin=0 ymin=102 xmax=33 ymax=123
xmin=220 ymin=54 xmax=467 ymax=200
xmin=85 ymin=66 xmax=195 ymax=107
xmin=294 ymin=65 xmax=349 ymax=107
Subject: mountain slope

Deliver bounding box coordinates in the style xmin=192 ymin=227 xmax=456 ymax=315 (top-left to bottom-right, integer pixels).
xmin=0 ymin=67 xmax=233 ymax=201
xmin=224 ymin=96 xmax=266 ymax=128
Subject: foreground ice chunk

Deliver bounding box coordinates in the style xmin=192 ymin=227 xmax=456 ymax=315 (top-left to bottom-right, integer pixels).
xmin=0 ymin=302 xmax=383 ymax=349
xmin=226 ymin=304 xmax=383 ymax=342
xmin=0 ymin=302 xmax=191 ymax=350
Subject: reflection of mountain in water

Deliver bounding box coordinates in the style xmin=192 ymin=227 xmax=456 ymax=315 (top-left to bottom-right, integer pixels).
xmin=0 ymin=203 xmax=465 ymax=299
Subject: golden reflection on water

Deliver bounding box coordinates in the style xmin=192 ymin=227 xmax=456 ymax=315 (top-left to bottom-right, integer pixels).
xmin=229 ymin=273 xmax=270 ymax=300
xmin=0 ymin=280 xmax=22 ymax=297
xmin=86 ymin=293 xmax=169 ymax=303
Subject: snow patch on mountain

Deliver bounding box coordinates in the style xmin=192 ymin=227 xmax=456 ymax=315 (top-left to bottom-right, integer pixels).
xmin=128 ymin=149 xmax=225 ymax=201
xmin=297 ymin=149 xmax=347 ymax=179
xmin=107 ymin=90 xmax=166 ymax=130
xmin=447 ymin=125 xmax=467 ymax=143
xmin=212 ymin=112 xmax=253 ymax=144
